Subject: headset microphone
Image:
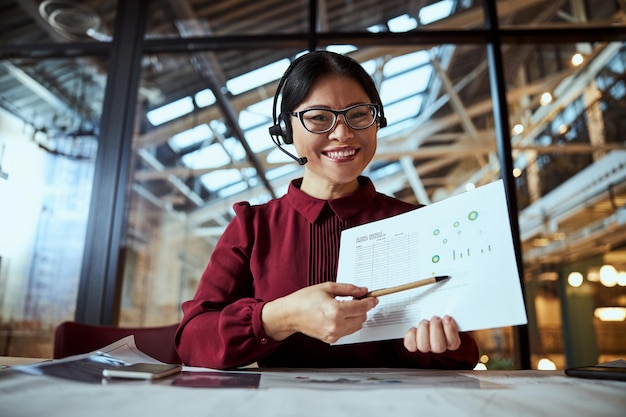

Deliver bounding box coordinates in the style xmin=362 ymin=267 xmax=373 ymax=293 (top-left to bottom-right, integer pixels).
xmin=269 ymin=122 xmax=307 ymax=165
xmin=275 ymin=143 xmax=308 ymax=165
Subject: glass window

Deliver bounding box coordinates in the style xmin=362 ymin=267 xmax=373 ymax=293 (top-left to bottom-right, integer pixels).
xmin=0 ymin=1 xmax=113 ymax=358
xmin=0 ymin=56 xmax=106 ymax=357
xmin=505 ymin=41 xmax=626 ymax=369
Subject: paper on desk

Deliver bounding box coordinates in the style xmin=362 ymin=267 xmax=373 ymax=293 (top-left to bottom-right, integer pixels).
xmin=335 ymin=180 xmax=527 ymax=344
xmin=11 ymin=335 xmax=164 ymax=383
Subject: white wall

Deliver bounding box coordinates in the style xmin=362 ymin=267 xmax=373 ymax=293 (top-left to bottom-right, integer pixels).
xmin=0 ymin=107 xmax=96 ymax=324
xmin=0 ymin=108 xmax=47 ymax=320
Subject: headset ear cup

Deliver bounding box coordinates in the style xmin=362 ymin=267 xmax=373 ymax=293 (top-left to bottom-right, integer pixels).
xmin=268 ymin=123 xmax=283 ymax=138
xmin=279 ymin=114 xmax=293 ymax=144
xmin=269 ymin=115 xmax=293 ymax=144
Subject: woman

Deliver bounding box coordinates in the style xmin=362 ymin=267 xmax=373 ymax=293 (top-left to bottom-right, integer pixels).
xmin=175 ymin=50 xmax=478 ymax=369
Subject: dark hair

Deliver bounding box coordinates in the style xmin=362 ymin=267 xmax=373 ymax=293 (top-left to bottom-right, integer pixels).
xmin=278 ymin=50 xmax=384 ymax=119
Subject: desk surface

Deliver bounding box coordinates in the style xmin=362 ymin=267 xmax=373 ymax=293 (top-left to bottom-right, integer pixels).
xmin=0 ymin=356 xmax=48 ymax=366
xmin=1 ymin=362 xmax=624 ymax=417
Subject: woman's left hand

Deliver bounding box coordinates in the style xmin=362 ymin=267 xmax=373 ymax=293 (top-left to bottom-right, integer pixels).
xmin=403 ymin=315 xmax=461 ymax=353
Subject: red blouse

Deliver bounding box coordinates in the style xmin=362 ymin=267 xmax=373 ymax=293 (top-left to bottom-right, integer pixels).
xmin=176 ymin=176 xmax=478 ymax=369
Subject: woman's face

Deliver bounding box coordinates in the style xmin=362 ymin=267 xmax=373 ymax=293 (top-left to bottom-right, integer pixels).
xmin=291 ymin=74 xmax=377 ymax=199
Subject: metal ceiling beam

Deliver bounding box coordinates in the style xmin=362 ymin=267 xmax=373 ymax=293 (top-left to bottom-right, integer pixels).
xmin=134 ymin=27 xmax=626 ymax=56
xmin=163 ymin=0 xmax=276 ymax=200
xmin=399 ymin=156 xmax=431 ymax=204
xmin=430 ymin=56 xmax=487 ymax=159
xmin=4 ymin=26 xmax=625 ymax=60
xmin=514 ymin=42 xmax=624 ymax=147
xmin=132 ymin=0 xmax=222 ymax=207
xmin=1 ymin=61 xmax=70 ymax=112
xmin=137 ymin=149 xmax=204 ymax=207
xmin=521 ymin=151 xmax=626 ymax=263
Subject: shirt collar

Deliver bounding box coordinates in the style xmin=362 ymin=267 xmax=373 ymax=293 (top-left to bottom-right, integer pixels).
xmin=286 ymin=176 xmax=376 ymax=224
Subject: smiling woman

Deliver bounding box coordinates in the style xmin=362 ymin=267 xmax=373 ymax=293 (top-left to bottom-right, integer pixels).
xmin=175 ymin=50 xmax=479 ymax=370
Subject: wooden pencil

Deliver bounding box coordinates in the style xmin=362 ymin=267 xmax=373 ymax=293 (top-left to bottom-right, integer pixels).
xmin=361 ymin=275 xmax=451 ymax=298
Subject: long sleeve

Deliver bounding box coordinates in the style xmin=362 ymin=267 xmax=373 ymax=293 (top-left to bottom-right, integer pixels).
xmin=175 ymin=200 xmax=310 ymax=369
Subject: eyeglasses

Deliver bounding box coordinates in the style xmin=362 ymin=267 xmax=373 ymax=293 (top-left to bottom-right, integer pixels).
xmin=287 ymin=103 xmax=380 ymax=134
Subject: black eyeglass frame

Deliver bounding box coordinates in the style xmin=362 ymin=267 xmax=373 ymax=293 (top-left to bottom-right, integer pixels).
xmin=287 ymin=103 xmax=381 ymax=134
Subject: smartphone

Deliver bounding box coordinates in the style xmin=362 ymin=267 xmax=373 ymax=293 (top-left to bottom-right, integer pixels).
xmin=102 ymin=363 xmax=182 ymax=380
xmin=565 ymin=365 xmax=626 ymax=382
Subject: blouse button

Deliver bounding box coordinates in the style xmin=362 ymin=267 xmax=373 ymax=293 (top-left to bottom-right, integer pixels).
xmin=260 ymin=337 xmax=268 ymax=344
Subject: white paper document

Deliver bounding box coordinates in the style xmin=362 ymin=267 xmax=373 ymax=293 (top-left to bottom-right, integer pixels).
xmin=335 ymin=180 xmax=528 ymax=344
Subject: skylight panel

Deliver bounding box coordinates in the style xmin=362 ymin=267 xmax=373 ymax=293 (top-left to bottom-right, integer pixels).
xmin=209 ymin=119 xmax=228 ymax=137
xmin=380 ymin=67 xmax=432 ymax=104
xmin=377 ymin=119 xmax=417 ymax=140
xmin=370 ymin=161 xmax=402 ymax=180
xmin=245 ymin=125 xmax=275 ymax=153
xmin=182 ymin=142 xmax=231 ymax=169
xmin=239 ymin=108 xmax=271 ymax=130
xmin=419 ymin=0 xmax=454 ymax=25
xmin=226 ymin=58 xmax=290 ymax=96
xmin=326 ymin=45 xmax=358 ymax=55
xmin=217 ymin=180 xmax=248 ymax=198
xmin=367 ymin=24 xmax=384 ymax=33
xmin=216 ymin=167 xmax=259 ymax=198
xmin=168 ymin=124 xmax=212 ymax=152
xmin=195 ymin=88 xmax=216 ymax=108
xmin=220 ymin=137 xmax=247 ymax=161
xmin=200 ymin=169 xmax=242 ymax=192
xmin=146 ymin=96 xmax=194 ymax=126
xmin=388 ymin=14 xmax=417 ymax=33
xmin=360 ymin=59 xmax=377 ymax=76
xmin=383 ymin=51 xmax=430 ymax=77
xmin=383 ymin=95 xmax=424 ymax=126
xmin=610 ymin=81 xmax=626 ymax=100
xmin=265 ymin=164 xmax=299 ymax=180
xmin=246 ymin=97 xmax=274 ymax=116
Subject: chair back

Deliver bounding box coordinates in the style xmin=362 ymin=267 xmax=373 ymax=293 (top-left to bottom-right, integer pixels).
xmin=54 ymin=321 xmax=181 ymax=364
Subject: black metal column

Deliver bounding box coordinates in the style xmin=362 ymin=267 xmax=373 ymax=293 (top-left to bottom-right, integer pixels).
xmin=75 ymin=0 xmax=150 ymax=325
xmin=483 ymin=0 xmax=531 ymax=369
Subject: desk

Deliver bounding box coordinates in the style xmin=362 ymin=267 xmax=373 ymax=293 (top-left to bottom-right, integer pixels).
xmin=1 ymin=364 xmax=624 ymax=417
xmin=0 ymin=356 xmax=48 ymax=366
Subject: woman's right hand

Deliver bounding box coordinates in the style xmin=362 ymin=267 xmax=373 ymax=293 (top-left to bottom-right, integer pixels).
xmin=261 ymin=282 xmax=379 ymax=344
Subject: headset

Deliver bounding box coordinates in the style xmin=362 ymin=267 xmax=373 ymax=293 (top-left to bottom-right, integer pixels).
xmin=268 ymin=52 xmax=387 ymax=166
xmin=268 ymin=58 xmax=305 ymax=164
